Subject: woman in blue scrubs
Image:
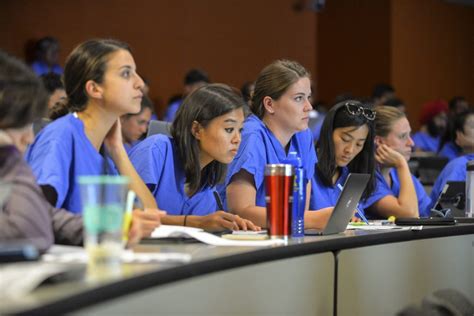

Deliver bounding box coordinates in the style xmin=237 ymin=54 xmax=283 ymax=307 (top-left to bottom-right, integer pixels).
xmin=225 ymin=60 xmax=330 ymax=229
xmin=429 ymin=110 xmax=474 ymax=207
xmin=130 ymin=84 xmax=258 ymax=232
xmin=438 ymin=109 xmax=474 ymax=160
xmin=364 ymin=106 xmax=430 ymax=218
xmin=26 ymin=39 xmax=161 ymax=232
xmin=309 ymin=100 xmax=377 ymax=217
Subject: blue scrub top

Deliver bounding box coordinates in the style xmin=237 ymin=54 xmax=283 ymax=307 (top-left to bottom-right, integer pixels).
xmin=31 ymin=61 xmax=63 ymax=76
xmin=429 ymin=153 xmax=474 ymax=209
xmin=163 ymin=99 xmax=182 ymax=122
xmin=225 ymin=115 xmax=316 ymax=208
xmin=412 ymin=131 xmax=440 ymax=153
xmin=309 ymin=166 xmax=349 ymax=209
xmin=25 ymin=113 xmax=118 ymax=214
xmin=438 ymin=142 xmax=461 ymax=160
xmin=363 ymin=169 xmax=431 ymax=217
xmin=129 ymin=135 xmax=218 ymax=216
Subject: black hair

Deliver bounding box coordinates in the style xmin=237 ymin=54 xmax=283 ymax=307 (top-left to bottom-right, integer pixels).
xmin=449 ymin=96 xmax=466 ymax=111
xmin=372 ymin=83 xmax=394 ymax=99
xmin=384 ymin=97 xmax=404 ymax=108
xmin=439 ymin=109 xmax=474 ymax=152
xmin=0 ymin=50 xmax=48 ymax=129
xmin=171 ymin=83 xmax=245 ymax=194
xmin=184 ymin=69 xmax=210 ymax=85
xmin=40 ymin=72 xmax=64 ymax=94
xmin=316 ymin=100 xmax=376 ymax=200
xmin=34 ymin=36 xmax=59 ymax=57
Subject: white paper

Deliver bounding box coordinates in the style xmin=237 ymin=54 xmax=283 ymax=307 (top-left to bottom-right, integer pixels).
xmin=42 ymin=249 xmax=191 ymax=264
xmin=346 ymin=223 xmax=407 ymax=230
xmin=0 ymin=262 xmax=73 ymax=298
xmin=151 ymin=225 xmax=285 ymax=247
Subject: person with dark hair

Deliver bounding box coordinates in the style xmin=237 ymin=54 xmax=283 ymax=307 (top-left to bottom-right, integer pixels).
xmin=364 ymin=106 xmax=430 ymax=218
xmin=40 ymin=72 xmax=67 ymax=110
xmin=371 ymin=83 xmax=395 ymax=106
xmin=31 ymin=36 xmax=63 ymax=76
xmin=309 ymin=100 xmax=376 ymax=217
xmin=130 ymin=84 xmax=258 ymax=231
xmin=383 ymin=97 xmax=406 ymax=113
xmin=439 ymin=109 xmax=474 ymax=159
xmin=120 ymin=94 xmax=153 ymax=152
xmin=0 ymin=50 xmax=143 ymax=251
xmin=225 ymin=60 xmax=331 ymax=229
xmin=25 ymin=39 xmax=162 ymax=235
xmin=163 ymin=68 xmax=210 ymax=122
xmin=412 ymin=99 xmax=448 ymax=153
xmin=240 ymin=81 xmax=255 ymax=105
xmin=429 ymin=110 xmax=474 ymax=208
xmin=448 ymin=96 xmax=469 ymax=115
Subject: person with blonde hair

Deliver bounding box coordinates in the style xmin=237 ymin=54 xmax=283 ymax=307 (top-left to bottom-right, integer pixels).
xmin=226 ymin=60 xmax=334 ymax=229
xmin=364 ymin=106 xmax=430 ymax=218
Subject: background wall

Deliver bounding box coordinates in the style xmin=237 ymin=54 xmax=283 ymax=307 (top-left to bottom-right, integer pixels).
xmin=391 ymin=0 xmax=474 ymax=129
xmin=0 ymin=0 xmax=316 ymax=117
xmin=0 ymin=0 xmax=472 ymax=127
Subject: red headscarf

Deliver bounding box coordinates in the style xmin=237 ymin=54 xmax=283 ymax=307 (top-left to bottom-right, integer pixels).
xmin=419 ymin=99 xmax=448 ymax=125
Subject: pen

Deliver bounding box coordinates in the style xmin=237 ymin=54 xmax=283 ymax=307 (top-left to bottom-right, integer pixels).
xmin=336 ymin=183 xmax=370 ymax=225
xmin=213 ymin=191 xmax=225 ymax=211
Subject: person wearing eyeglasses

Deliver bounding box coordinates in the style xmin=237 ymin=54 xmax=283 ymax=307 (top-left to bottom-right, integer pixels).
xmin=309 ymin=100 xmax=377 ymax=218
xmin=226 ymin=60 xmax=336 ymax=230
xmin=362 ymin=106 xmax=429 ymax=218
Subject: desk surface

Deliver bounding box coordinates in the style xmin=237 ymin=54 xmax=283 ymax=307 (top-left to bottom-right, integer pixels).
xmin=1 ymin=224 xmax=473 ymax=315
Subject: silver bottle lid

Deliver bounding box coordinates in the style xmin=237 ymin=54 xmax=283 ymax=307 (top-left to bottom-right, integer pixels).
xmin=264 ymin=164 xmax=293 ymax=176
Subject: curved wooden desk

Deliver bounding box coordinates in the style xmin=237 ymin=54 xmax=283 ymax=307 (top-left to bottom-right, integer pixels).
xmin=1 ymin=224 xmax=473 ymax=316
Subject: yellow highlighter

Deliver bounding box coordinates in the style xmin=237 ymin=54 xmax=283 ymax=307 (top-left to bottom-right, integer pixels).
xmin=122 ymin=190 xmax=136 ymax=244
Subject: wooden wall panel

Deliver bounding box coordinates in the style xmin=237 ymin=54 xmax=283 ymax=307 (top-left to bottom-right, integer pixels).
xmin=0 ymin=0 xmax=316 ymax=117
xmin=391 ymin=0 xmax=474 ymax=130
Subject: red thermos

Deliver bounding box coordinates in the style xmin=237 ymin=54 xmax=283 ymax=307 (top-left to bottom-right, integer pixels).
xmin=265 ymin=164 xmax=294 ymax=239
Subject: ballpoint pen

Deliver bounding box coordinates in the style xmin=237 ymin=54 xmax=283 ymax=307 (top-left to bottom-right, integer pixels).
xmin=213 ymin=191 xmax=225 ymax=211
xmin=336 ymin=183 xmax=370 ymax=225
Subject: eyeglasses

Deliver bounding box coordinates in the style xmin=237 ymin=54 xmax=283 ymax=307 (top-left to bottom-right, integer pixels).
xmin=344 ymin=102 xmax=376 ymax=121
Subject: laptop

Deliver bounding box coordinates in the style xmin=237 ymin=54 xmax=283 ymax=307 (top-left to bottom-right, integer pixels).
xmin=431 ymin=181 xmax=474 ymax=223
xmin=305 ymin=173 xmax=370 ymax=235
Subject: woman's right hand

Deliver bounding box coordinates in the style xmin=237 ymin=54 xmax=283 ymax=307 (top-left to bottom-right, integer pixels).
xmin=196 ymin=211 xmax=260 ymax=232
xmin=375 ymin=144 xmax=406 ymax=168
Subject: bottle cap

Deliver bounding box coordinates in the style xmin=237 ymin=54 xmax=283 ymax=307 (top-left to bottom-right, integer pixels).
xmin=467 ymin=160 xmax=474 ymax=171
xmin=284 ymin=152 xmax=303 ymax=167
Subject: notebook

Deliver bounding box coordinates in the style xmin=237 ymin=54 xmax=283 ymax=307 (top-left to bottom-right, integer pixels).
xmin=305 ymin=173 xmax=370 ymax=235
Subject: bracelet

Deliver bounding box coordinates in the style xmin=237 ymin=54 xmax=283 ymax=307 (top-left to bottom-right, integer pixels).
xmin=183 ymin=215 xmax=188 ymax=227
